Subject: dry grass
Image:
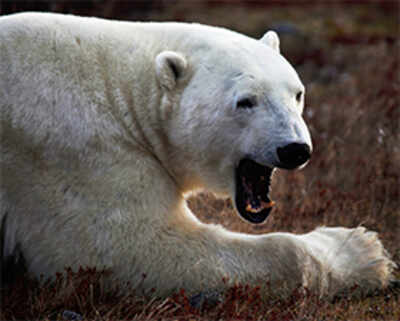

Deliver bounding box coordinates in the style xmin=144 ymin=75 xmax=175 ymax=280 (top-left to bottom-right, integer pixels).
xmin=1 ymin=267 xmax=399 ymax=320
xmin=1 ymin=1 xmax=399 ymax=320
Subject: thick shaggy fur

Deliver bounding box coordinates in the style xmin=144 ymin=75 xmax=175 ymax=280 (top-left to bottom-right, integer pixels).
xmin=0 ymin=12 xmax=395 ymax=299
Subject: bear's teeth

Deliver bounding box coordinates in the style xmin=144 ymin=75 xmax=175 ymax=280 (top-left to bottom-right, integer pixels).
xmin=262 ymin=200 xmax=275 ymax=209
xmin=246 ymin=200 xmax=275 ymax=213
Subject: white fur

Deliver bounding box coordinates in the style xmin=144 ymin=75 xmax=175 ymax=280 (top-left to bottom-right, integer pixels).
xmin=260 ymin=30 xmax=280 ymax=53
xmin=0 ymin=12 xmax=395 ymax=298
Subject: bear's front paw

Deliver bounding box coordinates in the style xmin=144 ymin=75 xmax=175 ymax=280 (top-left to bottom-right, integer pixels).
xmin=311 ymin=227 xmax=397 ymax=297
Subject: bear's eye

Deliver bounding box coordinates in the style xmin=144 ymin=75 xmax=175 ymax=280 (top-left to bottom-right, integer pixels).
xmin=296 ymin=91 xmax=303 ymax=103
xmin=237 ymin=97 xmax=256 ymax=109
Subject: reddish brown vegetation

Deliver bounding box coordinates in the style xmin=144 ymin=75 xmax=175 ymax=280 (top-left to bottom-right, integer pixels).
xmin=1 ymin=1 xmax=399 ymax=320
xmin=1 ymin=267 xmax=399 ymax=320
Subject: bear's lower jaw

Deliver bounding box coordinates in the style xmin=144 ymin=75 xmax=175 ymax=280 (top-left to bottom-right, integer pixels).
xmin=234 ymin=158 xmax=274 ymax=224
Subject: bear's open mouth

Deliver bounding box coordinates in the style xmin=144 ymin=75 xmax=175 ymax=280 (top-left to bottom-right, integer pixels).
xmin=235 ymin=158 xmax=275 ymax=224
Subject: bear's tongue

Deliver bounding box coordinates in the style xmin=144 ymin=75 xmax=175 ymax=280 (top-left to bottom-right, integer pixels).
xmin=235 ymin=159 xmax=274 ymax=224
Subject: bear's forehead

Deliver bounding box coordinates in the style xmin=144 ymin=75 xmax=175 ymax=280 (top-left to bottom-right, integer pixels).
xmin=208 ymin=47 xmax=301 ymax=92
xmin=179 ymin=26 xmax=303 ymax=92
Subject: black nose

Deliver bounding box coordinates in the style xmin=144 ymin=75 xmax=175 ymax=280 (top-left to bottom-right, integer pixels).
xmin=277 ymin=143 xmax=311 ymax=169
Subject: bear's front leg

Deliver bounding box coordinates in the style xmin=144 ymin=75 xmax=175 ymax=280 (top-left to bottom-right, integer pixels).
xmin=220 ymin=227 xmax=395 ymax=299
xmin=146 ymin=223 xmax=310 ymax=298
xmin=162 ymin=222 xmax=396 ymax=300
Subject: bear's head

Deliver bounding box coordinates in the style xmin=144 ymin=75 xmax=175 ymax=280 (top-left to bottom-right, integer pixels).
xmin=155 ymin=29 xmax=312 ymax=224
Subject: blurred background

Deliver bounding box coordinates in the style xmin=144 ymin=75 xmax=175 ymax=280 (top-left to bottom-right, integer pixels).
xmin=1 ymin=0 xmax=399 ymax=257
xmin=1 ymin=2 xmax=399 ymax=320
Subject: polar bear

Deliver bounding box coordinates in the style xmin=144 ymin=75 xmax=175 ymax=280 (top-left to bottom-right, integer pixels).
xmin=0 ymin=12 xmax=396 ymax=299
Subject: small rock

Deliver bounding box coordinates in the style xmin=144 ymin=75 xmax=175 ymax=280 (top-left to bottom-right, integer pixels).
xmin=189 ymin=290 xmax=223 ymax=309
xmin=62 ymin=310 xmax=83 ymax=321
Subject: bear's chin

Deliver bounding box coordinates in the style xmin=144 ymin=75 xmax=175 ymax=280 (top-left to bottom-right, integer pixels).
xmin=234 ymin=158 xmax=275 ymax=224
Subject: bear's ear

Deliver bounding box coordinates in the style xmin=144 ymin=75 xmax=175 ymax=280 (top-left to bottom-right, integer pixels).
xmin=260 ymin=31 xmax=280 ymax=53
xmin=156 ymin=51 xmax=187 ymax=91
